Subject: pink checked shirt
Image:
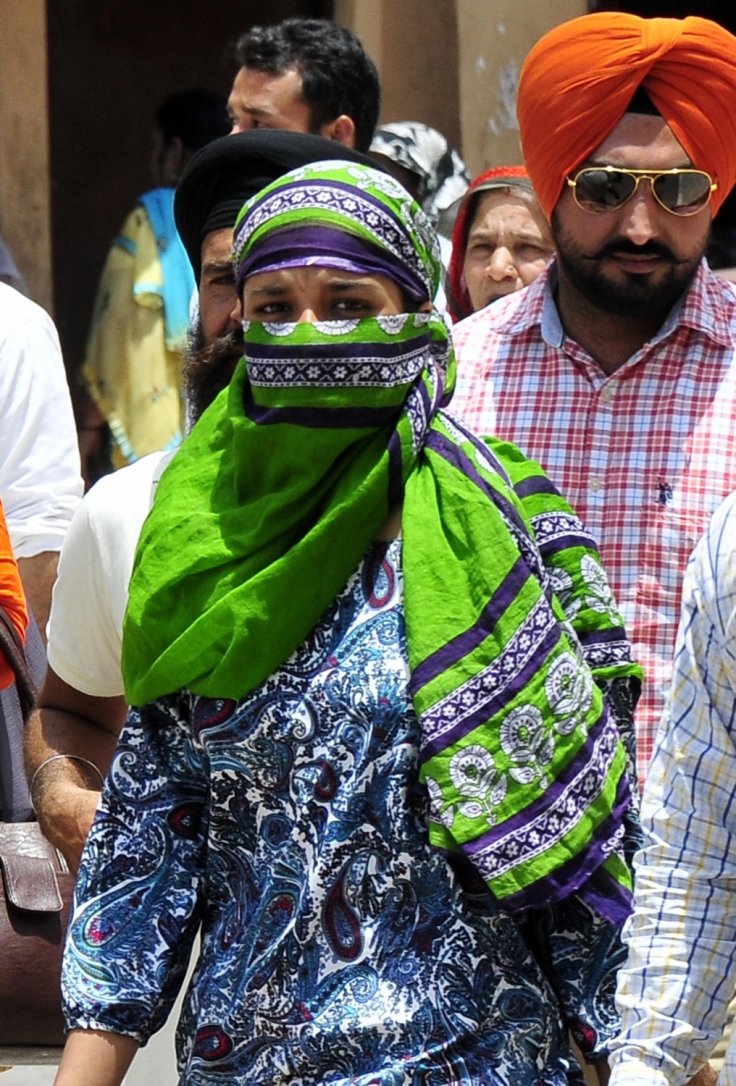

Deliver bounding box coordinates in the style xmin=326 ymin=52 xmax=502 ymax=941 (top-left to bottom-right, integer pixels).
xmin=451 ymin=260 xmax=736 ymax=781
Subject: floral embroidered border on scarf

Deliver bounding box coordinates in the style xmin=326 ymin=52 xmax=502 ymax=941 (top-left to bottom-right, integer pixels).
xmin=121 ymin=161 xmax=638 ymax=919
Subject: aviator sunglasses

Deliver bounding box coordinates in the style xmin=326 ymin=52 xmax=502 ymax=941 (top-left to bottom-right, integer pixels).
xmin=566 ymin=166 xmax=717 ymax=217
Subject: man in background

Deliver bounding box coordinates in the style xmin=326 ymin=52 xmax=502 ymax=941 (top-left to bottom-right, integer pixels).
xmin=452 ymin=11 xmax=736 ymax=799
xmin=0 ymin=284 xmax=82 ymax=638
xmin=78 ymin=89 xmax=230 ymax=484
xmin=228 ymin=18 xmax=380 ymax=153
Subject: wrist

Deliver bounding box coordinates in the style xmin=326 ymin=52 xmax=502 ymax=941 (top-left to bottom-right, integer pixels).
xmin=30 ymin=753 xmax=104 ymax=817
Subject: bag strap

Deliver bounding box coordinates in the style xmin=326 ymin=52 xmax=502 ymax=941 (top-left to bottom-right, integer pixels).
xmin=0 ymin=607 xmax=36 ymax=719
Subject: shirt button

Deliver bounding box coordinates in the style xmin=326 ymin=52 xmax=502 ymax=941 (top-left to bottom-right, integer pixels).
xmin=589 ymin=476 xmax=604 ymax=493
xmin=599 ymin=385 xmax=616 ymax=404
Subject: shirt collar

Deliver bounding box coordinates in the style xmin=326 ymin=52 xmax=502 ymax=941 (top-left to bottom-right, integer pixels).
xmin=676 ymin=260 xmax=736 ymax=347
xmin=534 ymin=257 xmax=736 ymax=351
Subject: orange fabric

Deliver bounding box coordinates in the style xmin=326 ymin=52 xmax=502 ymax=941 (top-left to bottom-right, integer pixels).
xmin=0 ymin=501 xmax=27 ymax=690
xmin=518 ymin=13 xmax=736 ymax=220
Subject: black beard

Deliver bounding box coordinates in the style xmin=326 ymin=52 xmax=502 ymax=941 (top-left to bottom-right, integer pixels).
xmin=183 ymin=326 xmax=244 ymax=422
xmin=551 ymin=212 xmax=706 ymax=320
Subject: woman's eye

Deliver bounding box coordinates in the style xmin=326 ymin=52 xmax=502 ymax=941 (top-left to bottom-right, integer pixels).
xmin=333 ymin=297 xmax=370 ymax=312
xmin=255 ymin=301 xmax=291 ymax=316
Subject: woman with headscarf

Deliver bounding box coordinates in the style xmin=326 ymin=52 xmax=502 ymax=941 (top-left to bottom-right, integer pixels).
xmin=56 ymin=161 xmax=640 ymax=1086
xmin=448 ymin=166 xmax=554 ymax=323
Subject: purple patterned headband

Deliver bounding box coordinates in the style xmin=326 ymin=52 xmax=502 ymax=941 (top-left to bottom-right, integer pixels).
xmin=235 ymin=224 xmax=428 ymax=306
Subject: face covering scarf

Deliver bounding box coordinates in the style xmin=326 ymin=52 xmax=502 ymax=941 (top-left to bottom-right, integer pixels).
xmin=122 ymin=162 xmax=635 ymax=919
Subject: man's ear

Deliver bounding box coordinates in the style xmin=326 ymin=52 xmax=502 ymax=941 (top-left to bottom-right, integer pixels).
xmin=164 ymin=136 xmax=188 ymax=184
xmin=319 ymin=114 xmax=356 ymax=149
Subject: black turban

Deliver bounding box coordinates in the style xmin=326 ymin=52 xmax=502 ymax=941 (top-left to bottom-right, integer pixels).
xmin=175 ymin=130 xmax=378 ymax=279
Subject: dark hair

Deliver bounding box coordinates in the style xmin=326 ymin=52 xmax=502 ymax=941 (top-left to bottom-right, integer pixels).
xmin=626 ymin=85 xmax=661 ymax=116
xmin=234 ymin=18 xmax=380 ymax=153
xmin=155 ymin=89 xmax=231 ymax=154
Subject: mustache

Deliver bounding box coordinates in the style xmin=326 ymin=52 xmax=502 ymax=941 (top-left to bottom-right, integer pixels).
xmin=593 ymin=239 xmax=686 ymax=264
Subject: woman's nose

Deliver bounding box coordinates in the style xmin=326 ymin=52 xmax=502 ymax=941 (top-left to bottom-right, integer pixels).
xmin=486 ymin=247 xmax=517 ymax=281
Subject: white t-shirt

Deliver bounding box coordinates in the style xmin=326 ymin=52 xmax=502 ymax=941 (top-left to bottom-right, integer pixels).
xmin=47 ymin=451 xmax=172 ymax=697
xmin=0 ymin=282 xmax=83 ymax=556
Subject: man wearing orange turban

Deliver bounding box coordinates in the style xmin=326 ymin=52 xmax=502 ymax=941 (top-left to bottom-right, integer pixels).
xmin=451 ymin=13 xmax=736 ymax=1085
xmin=517 ymin=13 xmax=736 ymax=225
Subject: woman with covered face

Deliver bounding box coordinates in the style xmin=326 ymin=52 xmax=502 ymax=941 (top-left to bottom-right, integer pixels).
xmin=55 ymin=162 xmax=640 ymax=1086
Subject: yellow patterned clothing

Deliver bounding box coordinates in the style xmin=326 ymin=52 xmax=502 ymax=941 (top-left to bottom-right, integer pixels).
xmin=83 ymin=189 xmax=193 ymax=467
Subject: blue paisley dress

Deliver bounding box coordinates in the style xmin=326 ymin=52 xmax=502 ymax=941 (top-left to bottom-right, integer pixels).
xmin=63 ymin=542 xmax=622 ymax=1084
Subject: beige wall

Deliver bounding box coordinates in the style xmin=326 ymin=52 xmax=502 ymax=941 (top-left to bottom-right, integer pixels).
xmin=336 ymin=0 xmax=586 ymax=175
xmin=456 ymin=0 xmax=585 ymax=175
xmin=338 ymin=0 xmax=461 ymax=147
xmin=0 ymin=0 xmax=52 ymax=310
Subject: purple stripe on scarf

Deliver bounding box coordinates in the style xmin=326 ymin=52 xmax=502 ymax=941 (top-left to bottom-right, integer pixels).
xmin=535 ymin=531 xmax=600 ymax=557
xmin=495 ymin=774 xmax=633 ymax=922
xmin=247 ymin=331 xmax=431 ymax=364
xmin=426 ymin=430 xmax=530 ymax=542
xmin=410 ymin=554 xmax=530 ymax=695
xmin=237 ymin=178 xmax=431 ymax=298
xmin=413 ymin=372 xmax=436 ymax=438
xmin=441 ymin=411 xmax=513 ymax=485
xmin=577 ymin=862 xmax=633 ymax=926
xmin=419 ymin=611 xmax=562 ymax=760
xmin=514 ymin=474 xmax=563 ymax=499
xmin=237 ymin=224 xmax=428 ymax=305
xmin=386 ymin=429 xmax=404 ymax=512
xmin=243 ymin=385 xmax=400 ymax=430
xmin=387 ymin=369 xmax=436 ymax=515
xmin=438 ymin=770 xmax=633 ymax=921
xmin=576 ymin=624 xmax=629 ymax=649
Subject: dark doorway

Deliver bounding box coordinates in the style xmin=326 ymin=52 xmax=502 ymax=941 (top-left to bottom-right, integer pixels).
xmin=46 ymin=0 xmax=332 ymax=381
xmin=588 ymin=0 xmax=736 ymax=28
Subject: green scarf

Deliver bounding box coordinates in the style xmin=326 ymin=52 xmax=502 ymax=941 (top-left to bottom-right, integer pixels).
xmin=122 ymin=162 xmax=637 ymax=916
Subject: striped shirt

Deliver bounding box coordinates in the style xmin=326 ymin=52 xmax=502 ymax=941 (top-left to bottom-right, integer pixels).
xmin=451 ymin=259 xmax=736 ymax=781
xmin=608 ymin=491 xmax=736 ymax=1085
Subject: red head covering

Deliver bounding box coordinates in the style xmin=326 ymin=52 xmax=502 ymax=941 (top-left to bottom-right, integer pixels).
xmin=518 ymin=13 xmax=736 ymax=220
xmin=447 ymin=166 xmax=535 ymax=323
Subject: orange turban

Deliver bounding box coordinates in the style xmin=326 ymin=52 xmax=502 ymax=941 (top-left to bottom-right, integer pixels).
xmin=518 ymin=13 xmax=736 ymax=220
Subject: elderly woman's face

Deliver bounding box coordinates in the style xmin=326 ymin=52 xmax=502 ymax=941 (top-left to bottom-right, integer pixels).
xmin=463 ymin=190 xmax=553 ymax=311
xmin=242 ymin=265 xmax=407 ymax=322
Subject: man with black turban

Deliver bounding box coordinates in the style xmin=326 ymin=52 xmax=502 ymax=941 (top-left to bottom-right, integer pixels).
xmin=452 ymin=13 xmax=736 ymax=796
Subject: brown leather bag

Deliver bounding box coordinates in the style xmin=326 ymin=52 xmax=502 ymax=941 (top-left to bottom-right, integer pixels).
xmin=0 ymin=606 xmax=72 ymax=1064
xmin=0 ymin=823 xmax=73 ymax=1057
